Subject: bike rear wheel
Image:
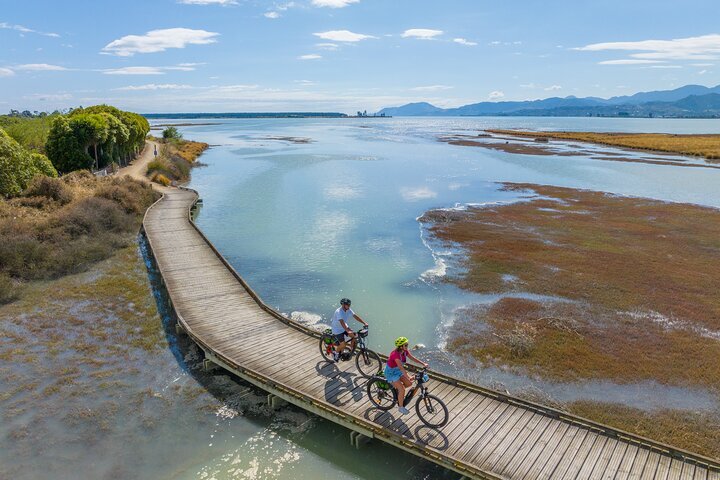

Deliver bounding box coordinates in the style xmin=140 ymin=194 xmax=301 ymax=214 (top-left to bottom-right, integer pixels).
xmin=366 ymin=377 xmax=396 ymax=411
xmin=355 ymin=349 xmax=382 ymax=378
xmin=415 ymin=394 xmax=449 ymax=428
xmin=319 ymin=335 xmax=335 ymax=362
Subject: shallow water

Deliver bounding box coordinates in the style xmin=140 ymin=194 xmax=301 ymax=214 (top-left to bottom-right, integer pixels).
xmin=5 ymin=116 xmax=719 ymax=479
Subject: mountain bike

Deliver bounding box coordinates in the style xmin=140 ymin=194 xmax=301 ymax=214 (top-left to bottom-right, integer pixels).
xmin=320 ymin=326 xmax=382 ymax=378
xmin=365 ymin=367 xmax=449 ymax=428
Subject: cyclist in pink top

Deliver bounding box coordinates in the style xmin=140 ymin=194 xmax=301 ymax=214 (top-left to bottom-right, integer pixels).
xmin=384 ymin=336 xmax=428 ymax=415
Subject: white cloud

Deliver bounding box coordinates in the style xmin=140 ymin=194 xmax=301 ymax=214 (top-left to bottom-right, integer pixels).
xmin=401 ymin=29 xmax=443 ymax=40
xmin=598 ymin=59 xmax=663 ymax=65
xmin=264 ymin=11 xmax=280 ymax=18
xmin=298 ymin=54 xmax=322 ymax=60
xmin=520 ymin=83 xmax=537 ymax=89
xmin=453 ymin=38 xmax=477 ymax=46
xmin=699 ymin=69 xmax=708 ymax=75
xmin=401 ymin=187 xmax=437 ymax=201
xmin=544 ymin=85 xmax=562 ymax=91
xmin=489 ymin=41 xmax=501 ymax=46
xmin=313 ymin=30 xmax=375 ymax=42
xmin=23 ymin=93 xmax=72 ymax=101
xmin=102 ymin=28 xmax=219 ymax=56
xmin=691 ymin=63 xmax=714 ymax=67
xmin=0 ymin=67 xmax=15 ymax=77
xmin=114 ymin=84 xmax=193 ymax=91
xmin=178 ymin=0 xmax=237 ymax=4
xmin=316 ymin=43 xmax=339 ymax=50
xmin=488 ymin=90 xmax=505 ymax=100
xmin=311 ymin=0 xmax=359 ymax=7
xmin=577 ymin=34 xmax=720 ymax=62
xmin=15 ymin=63 xmax=68 ymax=71
xmin=0 ymin=22 xmax=59 ymax=37
xmin=648 ymin=65 xmax=682 ymax=69
xmin=411 ymin=85 xmax=453 ymax=92
xmin=102 ymin=66 xmax=166 ymax=75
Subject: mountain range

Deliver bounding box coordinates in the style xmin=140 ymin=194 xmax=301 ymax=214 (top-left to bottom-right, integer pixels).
xmin=377 ymin=84 xmax=720 ymax=118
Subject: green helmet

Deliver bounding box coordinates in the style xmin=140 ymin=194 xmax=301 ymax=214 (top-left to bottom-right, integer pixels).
xmin=395 ymin=336 xmax=409 ymax=347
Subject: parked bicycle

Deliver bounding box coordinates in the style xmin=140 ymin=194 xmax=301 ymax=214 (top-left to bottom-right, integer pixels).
xmin=365 ymin=367 xmax=449 ymax=428
xmin=320 ymin=326 xmax=382 ymax=378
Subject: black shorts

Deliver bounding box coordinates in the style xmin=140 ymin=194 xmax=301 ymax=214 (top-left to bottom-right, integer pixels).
xmin=333 ymin=332 xmax=348 ymax=344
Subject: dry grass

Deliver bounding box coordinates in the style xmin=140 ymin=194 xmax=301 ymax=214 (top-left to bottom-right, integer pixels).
xmin=425 ymin=184 xmax=720 ymax=388
xmin=488 ymin=129 xmax=720 ymax=160
xmin=565 ymin=401 xmax=720 ymax=459
xmin=0 ymin=173 xmax=159 ymax=299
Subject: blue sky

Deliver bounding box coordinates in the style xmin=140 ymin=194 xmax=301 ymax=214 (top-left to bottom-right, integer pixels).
xmin=2 ymin=0 xmax=719 ymax=113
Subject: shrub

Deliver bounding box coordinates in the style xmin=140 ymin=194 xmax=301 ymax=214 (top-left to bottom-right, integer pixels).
xmin=0 ymin=273 xmax=22 ymax=304
xmin=95 ymin=177 xmax=157 ymax=215
xmin=57 ymin=197 xmax=134 ymax=238
xmin=24 ymin=176 xmax=73 ymax=205
xmin=153 ymin=174 xmax=171 ymax=186
xmin=31 ymin=153 xmax=58 ymax=177
xmin=61 ymin=169 xmax=94 ymax=185
xmin=162 ymin=126 xmax=182 ymax=140
xmin=0 ymin=234 xmax=50 ymax=278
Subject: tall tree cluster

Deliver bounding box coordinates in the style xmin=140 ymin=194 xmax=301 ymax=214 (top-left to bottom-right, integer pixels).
xmin=46 ymin=105 xmax=150 ymax=174
xmin=0 ymin=128 xmax=58 ymax=197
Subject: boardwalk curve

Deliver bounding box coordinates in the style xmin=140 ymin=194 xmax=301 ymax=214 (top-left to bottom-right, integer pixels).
xmin=142 ymin=187 xmax=720 ymax=480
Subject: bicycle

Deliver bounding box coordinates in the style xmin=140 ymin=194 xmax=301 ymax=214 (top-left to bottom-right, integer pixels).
xmin=365 ymin=367 xmax=449 ymax=428
xmin=320 ymin=326 xmax=382 ymax=378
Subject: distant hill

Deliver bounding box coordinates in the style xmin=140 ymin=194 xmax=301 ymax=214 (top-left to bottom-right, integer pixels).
xmin=377 ymin=84 xmax=720 ymax=118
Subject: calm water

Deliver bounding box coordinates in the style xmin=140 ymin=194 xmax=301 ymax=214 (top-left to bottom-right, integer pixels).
xmin=5 ymin=117 xmax=719 ymax=480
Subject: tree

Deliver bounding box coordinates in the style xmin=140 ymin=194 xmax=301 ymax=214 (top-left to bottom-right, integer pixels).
xmin=0 ymin=127 xmax=57 ymax=197
xmin=46 ymin=116 xmax=93 ymax=173
xmin=162 ymin=126 xmax=182 ymax=140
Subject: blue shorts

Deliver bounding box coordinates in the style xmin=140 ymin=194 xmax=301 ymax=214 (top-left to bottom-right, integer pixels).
xmin=384 ymin=365 xmax=403 ymax=383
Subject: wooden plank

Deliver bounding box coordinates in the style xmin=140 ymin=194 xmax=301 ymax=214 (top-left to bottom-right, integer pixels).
xmin=483 ymin=412 xmax=545 ymax=473
xmin=553 ymin=432 xmax=600 ymax=480
xmin=544 ymin=428 xmax=589 ymax=479
xmin=573 ymin=436 xmax=609 ymax=479
xmin=465 ymin=408 xmax=534 ymax=464
xmin=667 ymin=459 xmax=686 ymax=480
xmin=534 ymin=425 xmax=582 ymax=480
xmin=655 ymin=454 xmax=674 ymax=480
xmin=513 ymin=421 xmax=571 ymax=479
xmin=679 ymin=463 xmax=696 ymax=480
xmin=499 ymin=415 xmax=557 ymax=477
xmin=623 ymin=447 xmax=650 ymax=480
xmin=637 ymin=451 xmax=662 ymax=480
xmin=486 ymin=413 xmax=551 ymax=475
xmin=523 ymin=424 xmax=573 ymax=479
xmin=602 ymin=441 xmax=630 ymax=479
xmin=478 ymin=410 xmax=542 ymax=471
xmin=446 ymin=402 xmax=511 ymax=458
xmin=590 ymin=439 xmax=622 ymax=479
xmin=693 ymin=466 xmax=708 ymax=480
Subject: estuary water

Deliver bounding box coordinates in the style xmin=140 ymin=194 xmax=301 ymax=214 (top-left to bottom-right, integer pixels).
xmin=5 ymin=116 xmax=719 ymax=480
xmin=181 ymin=116 xmax=720 ymax=358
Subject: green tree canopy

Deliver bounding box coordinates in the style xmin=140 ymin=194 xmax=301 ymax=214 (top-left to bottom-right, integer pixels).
xmin=0 ymin=127 xmax=58 ymax=197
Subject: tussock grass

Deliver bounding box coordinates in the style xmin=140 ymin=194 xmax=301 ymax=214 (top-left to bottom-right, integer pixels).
xmin=427 ymin=184 xmax=720 ymax=388
xmin=488 ymin=129 xmax=720 ymax=161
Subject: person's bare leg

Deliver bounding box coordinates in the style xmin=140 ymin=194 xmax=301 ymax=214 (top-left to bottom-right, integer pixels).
xmin=394 ymin=380 xmax=405 ymax=407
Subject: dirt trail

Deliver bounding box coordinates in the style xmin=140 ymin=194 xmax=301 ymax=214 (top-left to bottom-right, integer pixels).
xmin=120 ymin=140 xmax=160 ymax=182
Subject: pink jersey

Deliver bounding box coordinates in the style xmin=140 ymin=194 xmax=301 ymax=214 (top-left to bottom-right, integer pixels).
xmin=387 ymin=349 xmax=407 ymax=369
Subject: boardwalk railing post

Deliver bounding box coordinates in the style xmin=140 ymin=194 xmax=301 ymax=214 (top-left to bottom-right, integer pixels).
xmin=203 ymin=358 xmax=215 ymax=372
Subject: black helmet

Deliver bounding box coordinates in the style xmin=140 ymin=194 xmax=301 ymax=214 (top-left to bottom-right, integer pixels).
xmin=340 ymin=298 xmax=351 ymax=306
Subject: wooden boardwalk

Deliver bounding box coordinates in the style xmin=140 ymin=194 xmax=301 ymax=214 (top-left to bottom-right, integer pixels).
xmin=143 ymin=187 xmax=720 ymax=480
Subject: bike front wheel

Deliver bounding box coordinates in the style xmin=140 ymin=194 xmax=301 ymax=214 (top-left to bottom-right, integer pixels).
xmin=366 ymin=377 xmax=396 ymax=411
xmin=416 ymin=394 xmax=449 ymax=428
xmin=355 ymin=349 xmax=382 ymax=378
